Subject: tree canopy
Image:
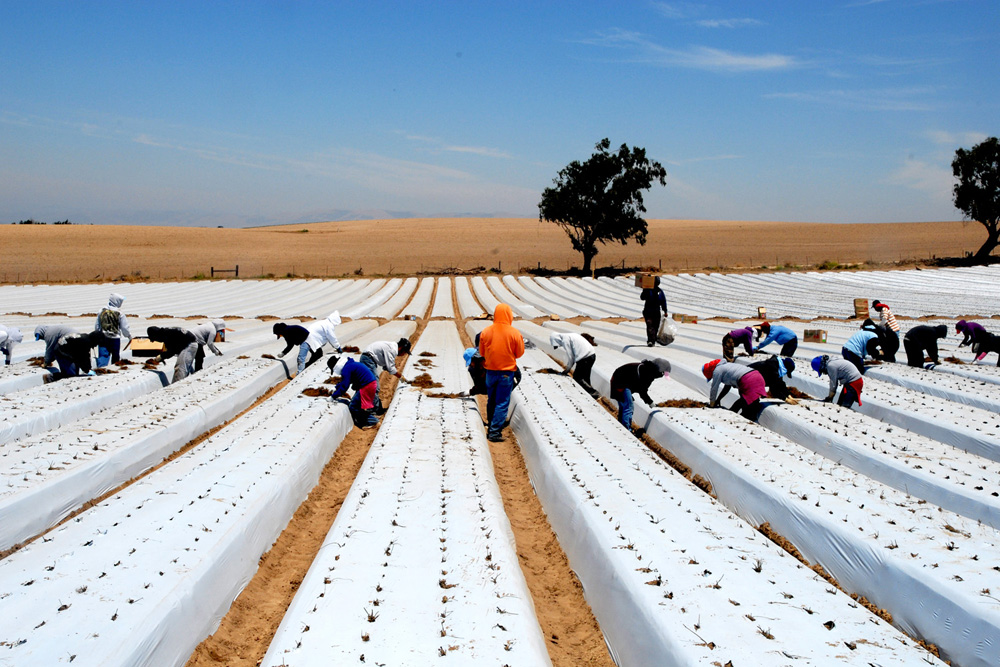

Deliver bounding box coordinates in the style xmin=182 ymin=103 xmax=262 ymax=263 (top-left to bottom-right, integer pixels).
xmin=952 ymin=136 xmax=1000 ymax=263
xmin=538 ymin=138 xmax=667 ymax=273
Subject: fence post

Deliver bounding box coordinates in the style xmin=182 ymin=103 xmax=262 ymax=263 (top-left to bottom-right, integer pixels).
xmin=235 ymin=264 xmax=239 ymax=278
xmin=211 ymin=266 xmax=215 ymax=278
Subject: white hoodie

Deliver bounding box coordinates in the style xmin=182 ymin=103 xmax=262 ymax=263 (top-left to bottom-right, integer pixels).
xmin=549 ymin=332 xmax=595 ymax=370
xmin=305 ymin=311 xmax=342 ymax=351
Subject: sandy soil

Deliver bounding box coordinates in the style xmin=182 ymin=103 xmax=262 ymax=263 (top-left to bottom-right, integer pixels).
xmin=0 ymin=218 xmax=985 ymax=282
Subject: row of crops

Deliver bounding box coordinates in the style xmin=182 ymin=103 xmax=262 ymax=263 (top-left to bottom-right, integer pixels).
xmin=1 ymin=268 xmax=999 ymax=665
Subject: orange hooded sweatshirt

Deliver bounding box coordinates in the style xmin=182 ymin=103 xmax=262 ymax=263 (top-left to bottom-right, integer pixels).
xmin=479 ymin=304 xmax=524 ymax=371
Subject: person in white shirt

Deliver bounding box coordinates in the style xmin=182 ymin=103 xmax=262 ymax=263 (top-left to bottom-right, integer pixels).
xmin=549 ymin=332 xmax=597 ymax=396
xmin=359 ymin=338 xmax=412 ymax=414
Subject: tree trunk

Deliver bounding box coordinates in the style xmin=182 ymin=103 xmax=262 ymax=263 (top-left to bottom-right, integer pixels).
xmin=973 ymin=223 xmax=999 ymax=263
xmin=581 ymin=248 xmax=597 ymax=274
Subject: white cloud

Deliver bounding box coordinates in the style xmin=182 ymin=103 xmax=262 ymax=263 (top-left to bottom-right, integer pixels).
xmin=924 ymin=129 xmax=989 ymax=148
xmin=694 ymin=18 xmax=764 ymax=28
xmin=582 ymin=29 xmax=799 ymax=72
xmin=887 ymin=157 xmax=954 ymax=203
xmin=443 ymin=145 xmax=513 ymax=159
xmin=765 ymin=87 xmax=937 ymax=111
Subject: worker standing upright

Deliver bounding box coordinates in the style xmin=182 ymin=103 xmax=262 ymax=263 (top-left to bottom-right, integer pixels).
xmin=479 ymin=304 xmax=524 ymax=442
xmin=640 ymin=277 xmax=668 ymax=347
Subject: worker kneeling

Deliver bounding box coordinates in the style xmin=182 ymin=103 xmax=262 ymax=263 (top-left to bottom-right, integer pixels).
xmin=327 ymin=356 xmax=379 ymax=428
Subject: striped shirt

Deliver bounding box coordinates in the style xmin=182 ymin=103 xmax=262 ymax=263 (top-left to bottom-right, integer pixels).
xmin=878 ymin=307 xmax=899 ymax=332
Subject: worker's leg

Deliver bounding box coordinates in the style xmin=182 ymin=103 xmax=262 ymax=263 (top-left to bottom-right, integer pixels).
xmin=841 ymin=348 xmax=865 ymax=375
xmin=837 ymin=385 xmax=858 ymax=408
xmin=173 ymin=343 xmax=198 ymax=383
xmin=296 ymin=343 xmax=311 ymax=374
xmin=644 ymin=312 xmax=660 ymax=346
xmin=780 ymin=338 xmax=798 ymax=357
xmin=722 ymin=334 xmax=735 ymax=362
xmin=573 ymin=354 xmax=596 ymax=393
xmin=617 ymin=388 xmax=634 ymax=429
xmin=903 ymin=338 xmax=924 ymax=367
xmin=881 ymin=331 xmax=899 ymax=363
xmin=194 ymin=344 xmax=206 ymax=372
xmin=485 ymin=370 xmax=515 ymax=440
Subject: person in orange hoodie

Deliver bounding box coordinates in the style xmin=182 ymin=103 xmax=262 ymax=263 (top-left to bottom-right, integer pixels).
xmin=479 ymin=303 xmax=525 ymax=441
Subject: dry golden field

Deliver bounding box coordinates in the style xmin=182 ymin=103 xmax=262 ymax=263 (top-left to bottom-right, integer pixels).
xmin=0 ymin=217 xmax=985 ymax=283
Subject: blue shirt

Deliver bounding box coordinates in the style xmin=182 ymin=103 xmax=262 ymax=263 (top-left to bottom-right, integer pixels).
xmin=843 ymin=330 xmax=877 ymax=358
xmin=331 ymin=358 xmax=377 ymax=399
xmin=756 ymin=325 xmax=797 ymax=351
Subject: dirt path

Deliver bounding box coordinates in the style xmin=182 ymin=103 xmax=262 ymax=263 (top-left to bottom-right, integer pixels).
xmin=455 ymin=317 xmax=615 ymax=667
xmin=185 ymin=322 xmax=429 ymax=666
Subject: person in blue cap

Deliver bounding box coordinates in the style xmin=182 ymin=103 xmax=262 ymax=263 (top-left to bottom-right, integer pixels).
xmin=812 ymin=355 xmax=863 ymax=409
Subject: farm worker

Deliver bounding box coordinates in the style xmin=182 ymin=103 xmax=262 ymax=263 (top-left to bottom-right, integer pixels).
xmin=640 ymin=276 xmax=668 ymax=347
xmin=549 ymin=331 xmax=598 ymax=396
xmin=359 ymin=338 xmax=412 ymax=414
xmin=273 ymin=321 xmax=311 ymax=367
xmin=94 ymin=293 xmax=131 ymax=367
xmin=146 ymin=326 xmax=199 ymax=383
xmin=747 ymin=355 xmax=797 ymax=402
xmin=190 ymin=319 xmax=226 ymax=372
xmin=704 ymin=358 xmax=767 ymax=420
xmin=812 ymin=355 xmax=864 ymax=409
xmin=903 ymin=324 xmax=949 ymax=368
xmin=0 ymin=325 xmax=23 ymax=365
xmin=871 ymin=301 xmax=900 ymax=363
xmin=54 ymin=331 xmax=104 ymax=376
xmin=609 ymin=359 xmax=671 ymax=431
xmin=842 ymin=324 xmax=882 ymax=375
xmin=753 ymin=322 xmax=798 ymax=357
xmin=479 ymin=304 xmax=525 ymax=442
xmin=34 ymin=323 xmax=78 ymax=376
xmin=300 ymin=311 xmax=344 ymax=376
xmin=956 ymin=320 xmax=1000 ymax=364
xmin=327 ymin=356 xmax=379 ymax=428
xmin=722 ymin=326 xmax=754 ymax=362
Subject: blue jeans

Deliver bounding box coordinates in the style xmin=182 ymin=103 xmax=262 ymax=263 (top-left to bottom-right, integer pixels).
xmin=97 ymin=338 xmax=120 ymax=367
xmin=485 ymin=370 xmax=516 ymax=439
xmin=297 ymin=343 xmax=324 ymax=373
xmin=842 ymin=348 xmax=866 ymax=375
xmin=616 ymin=388 xmax=634 ymax=428
xmin=56 ymin=356 xmax=78 ymax=377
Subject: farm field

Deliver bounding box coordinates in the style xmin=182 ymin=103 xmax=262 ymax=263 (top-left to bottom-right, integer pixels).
xmin=0 ymin=217 xmax=985 ymax=282
xmin=2 ymin=266 xmax=1000 ymax=666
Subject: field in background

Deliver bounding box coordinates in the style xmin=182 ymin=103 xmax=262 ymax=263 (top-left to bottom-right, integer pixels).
xmin=0 ymin=217 xmax=984 ymax=283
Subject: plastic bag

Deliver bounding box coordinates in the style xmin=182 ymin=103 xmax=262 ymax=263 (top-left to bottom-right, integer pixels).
xmin=656 ymin=318 xmax=678 ymax=346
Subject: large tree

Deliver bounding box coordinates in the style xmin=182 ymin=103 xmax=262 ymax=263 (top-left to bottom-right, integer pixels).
xmin=538 ymin=138 xmax=667 ymax=274
xmin=952 ymin=136 xmax=1000 ymax=263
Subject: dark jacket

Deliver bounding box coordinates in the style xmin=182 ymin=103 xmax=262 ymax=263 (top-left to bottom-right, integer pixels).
xmin=749 ymin=355 xmax=790 ymax=400
xmin=609 ymin=360 xmax=662 ymax=405
xmin=146 ymin=326 xmax=197 ymax=359
xmin=905 ymin=325 xmax=948 ymax=361
xmin=56 ymin=331 xmax=103 ymax=373
xmin=274 ymin=323 xmax=310 ymax=355
xmin=640 ymin=288 xmax=668 ymax=317
xmin=331 ymin=358 xmax=378 ymax=399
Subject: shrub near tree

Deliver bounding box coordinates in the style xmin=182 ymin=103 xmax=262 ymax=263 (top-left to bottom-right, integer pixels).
xmin=952 ymin=136 xmax=1000 ymax=263
xmin=538 ymin=138 xmax=667 ymax=274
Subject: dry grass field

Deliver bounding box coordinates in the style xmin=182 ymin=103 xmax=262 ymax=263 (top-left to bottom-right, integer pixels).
xmin=0 ymin=217 xmax=986 ymax=283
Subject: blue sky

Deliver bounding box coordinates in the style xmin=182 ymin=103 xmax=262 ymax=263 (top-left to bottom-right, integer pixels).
xmin=1 ymin=1 xmax=996 ymax=227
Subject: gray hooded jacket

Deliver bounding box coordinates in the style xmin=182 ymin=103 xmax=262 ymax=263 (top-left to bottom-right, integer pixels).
xmin=190 ymin=320 xmax=225 ymax=355
xmin=34 ymin=324 xmax=78 ymax=364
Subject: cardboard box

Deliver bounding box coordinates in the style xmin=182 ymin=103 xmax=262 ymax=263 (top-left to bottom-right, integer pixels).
xmin=757 ymin=307 xmax=767 ymax=318
xmin=672 ymin=313 xmax=698 ymax=324
xmin=634 ymin=273 xmax=658 ymax=289
xmin=803 ymin=329 xmax=827 ymax=343
xmin=130 ymin=337 xmax=164 ymax=357
xmin=853 ymin=298 xmax=869 ymax=319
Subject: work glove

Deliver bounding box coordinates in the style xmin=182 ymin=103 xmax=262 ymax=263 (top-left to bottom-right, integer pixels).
xmin=277 ymin=351 xmax=286 ymax=358
xmin=823 ymin=395 xmax=833 ymax=403
xmin=87 ymin=370 xmax=96 ymax=376
xmin=216 ymin=350 xmax=224 ymax=356
xmin=335 ymin=346 xmax=343 ymax=353
xmin=561 ymin=369 xmax=571 ymax=376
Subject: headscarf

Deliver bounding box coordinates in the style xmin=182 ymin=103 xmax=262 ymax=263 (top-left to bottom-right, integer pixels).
xmin=702 ymin=358 xmax=722 ymax=381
